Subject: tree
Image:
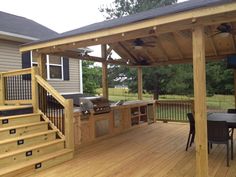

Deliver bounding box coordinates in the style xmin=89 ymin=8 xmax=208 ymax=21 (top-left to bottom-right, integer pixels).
xmin=100 ymin=0 xmax=234 ymax=97
xmin=82 ymin=61 xmax=102 ymax=94
xmin=100 ymin=0 xmax=178 ymax=96
xmin=100 ymin=0 xmax=177 ymax=19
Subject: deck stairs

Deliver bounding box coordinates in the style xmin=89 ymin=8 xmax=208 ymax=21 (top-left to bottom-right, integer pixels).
xmin=0 ymin=105 xmax=73 ymax=177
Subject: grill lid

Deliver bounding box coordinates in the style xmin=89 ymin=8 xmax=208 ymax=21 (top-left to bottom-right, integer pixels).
xmin=79 ymin=96 xmax=111 ymax=114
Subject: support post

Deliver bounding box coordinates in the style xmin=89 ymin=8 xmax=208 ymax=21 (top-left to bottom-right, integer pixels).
xmin=33 ymin=52 xmax=47 ymax=79
xmin=102 ymin=44 xmax=108 ymax=99
xmin=138 ymin=67 xmax=143 ymax=100
xmin=192 ymin=26 xmax=208 ymax=177
xmin=31 ymin=67 xmax=39 ymax=113
xmin=234 ymin=70 xmax=236 ymax=107
xmin=0 ymin=73 xmax=4 ymax=105
xmin=65 ymin=99 xmax=74 ymax=150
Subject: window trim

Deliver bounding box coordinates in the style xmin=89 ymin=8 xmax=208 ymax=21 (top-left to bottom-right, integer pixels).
xmin=30 ymin=51 xmax=64 ymax=81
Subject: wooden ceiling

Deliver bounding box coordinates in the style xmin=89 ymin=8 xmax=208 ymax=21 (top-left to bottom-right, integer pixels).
xmin=109 ymin=22 xmax=236 ymax=66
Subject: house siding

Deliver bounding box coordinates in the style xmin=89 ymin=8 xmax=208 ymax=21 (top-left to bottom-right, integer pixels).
xmin=0 ymin=39 xmax=81 ymax=94
xmin=48 ymin=58 xmax=81 ymax=93
xmin=0 ymin=39 xmax=22 ymax=72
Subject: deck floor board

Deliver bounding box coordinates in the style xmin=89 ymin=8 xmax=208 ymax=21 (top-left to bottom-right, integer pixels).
xmin=28 ymin=122 xmax=236 ymax=177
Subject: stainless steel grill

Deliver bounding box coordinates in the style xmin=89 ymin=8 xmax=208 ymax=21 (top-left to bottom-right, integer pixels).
xmin=79 ymin=96 xmax=111 ymax=115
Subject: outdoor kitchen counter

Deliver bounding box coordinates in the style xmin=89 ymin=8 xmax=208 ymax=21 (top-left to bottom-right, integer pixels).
xmin=110 ymin=100 xmax=155 ymax=110
xmin=73 ymin=100 xmax=156 ymax=149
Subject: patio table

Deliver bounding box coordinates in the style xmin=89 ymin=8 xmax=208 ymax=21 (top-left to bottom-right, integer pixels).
xmin=208 ymin=113 xmax=236 ymax=128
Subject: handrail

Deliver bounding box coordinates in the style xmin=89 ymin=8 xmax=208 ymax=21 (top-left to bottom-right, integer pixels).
xmin=35 ymin=75 xmax=67 ymax=107
xmin=1 ymin=68 xmax=32 ymax=77
xmin=32 ymin=68 xmax=74 ymax=150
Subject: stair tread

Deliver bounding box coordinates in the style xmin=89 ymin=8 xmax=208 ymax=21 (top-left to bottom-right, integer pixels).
xmin=0 ymin=129 xmax=57 ymax=145
xmin=0 ymin=105 xmax=32 ymax=111
xmin=0 ymin=148 xmax=72 ymax=175
xmin=0 ymin=121 xmax=49 ymax=132
xmin=0 ymin=113 xmax=41 ymax=120
xmin=0 ymin=138 xmax=64 ymax=159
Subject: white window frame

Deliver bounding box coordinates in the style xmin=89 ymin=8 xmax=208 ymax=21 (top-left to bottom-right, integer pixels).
xmin=30 ymin=51 xmax=64 ymax=81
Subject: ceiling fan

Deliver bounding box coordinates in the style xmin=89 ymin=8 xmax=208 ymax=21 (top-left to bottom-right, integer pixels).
xmin=209 ymin=23 xmax=236 ymax=37
xmin=132 ymin=38 xmax=156 ymax=50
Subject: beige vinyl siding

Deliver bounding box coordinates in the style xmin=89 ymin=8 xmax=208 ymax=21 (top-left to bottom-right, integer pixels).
xmin=47 ymin=58 xmax=81 ymax=93
xmin=0 ymin=39 xmax=22 ymax=72
xmin=0 ymin=39 xmax=81 ymax=94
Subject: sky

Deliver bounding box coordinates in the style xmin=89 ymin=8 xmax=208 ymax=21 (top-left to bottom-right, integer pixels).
xmin=0 ymin=0 xmax=111 ymax=33
xmin=0 ymin=0 xmax=187 ymax=57
xmin=0 ymin=0 xmax=187 ymax=33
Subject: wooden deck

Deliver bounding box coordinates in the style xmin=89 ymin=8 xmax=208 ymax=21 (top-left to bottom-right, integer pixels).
xmin=28 ymin=122 xmax=236 ymax=177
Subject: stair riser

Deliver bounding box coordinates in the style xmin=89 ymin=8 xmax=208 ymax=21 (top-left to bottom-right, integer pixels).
xmin=0 ymin=116 xmax=40 ymax=128
xmin=0 ymin=141 xmax=65 ymax=169
xmin=0 ymin=132 xmax=56 ymax=154
xmin=0 ymin=124 xmax=48 ymax=141
xmin=1 ymin=151 xmax=73 ymax=177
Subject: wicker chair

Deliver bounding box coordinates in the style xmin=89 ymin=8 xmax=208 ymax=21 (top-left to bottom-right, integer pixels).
xmin=186 ymin=113 xmax=195 ymax=151
xmin=207 ymin=120 xmax=234 ymax=166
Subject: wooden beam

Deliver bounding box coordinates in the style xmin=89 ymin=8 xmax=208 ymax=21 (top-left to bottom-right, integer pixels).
xmin=168 ymin=33 xmax=184 ymax=59
xmin=138 ymin=67 xmax=143 ymax=100
xmin=20 ymin=3 xmax=236 ymax=52
xmin=52 ymin=50 xmax=128 ymax=66
xmin=118 ymin=42 xmax=139 ymax=63
xmin=192 ymin=26 xmax=208 ymax=177
xmin=152 ymin=36 xmax=169 ymax=60
xmin=65 ymin=99 xmax=75 ymax=150
xmin=143 ymin=49 xmax=156 ymax=63
xmin=102 ymin=45 xmax=108 ymax=99
xmin=107 ymin=46 xmax=113 ymax=55
xmin=0 ymin=73 xmax=4 ymax=105
xmin=33 ymin=52 xmax=47 ymax=79
xmin=234 ymin=70 xmax=236 ymax=108
xmin=31 ymin=67 xmax=39 ymax=113
xmin=206 ymin=26 xmax=218 ymax=56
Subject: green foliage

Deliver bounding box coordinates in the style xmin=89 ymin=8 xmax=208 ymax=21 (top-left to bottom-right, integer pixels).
xmin=99 ymin=0 xmax=177 ymax=19
xmin=98 ymin=0 xmax=234 ymax=97
xmin=82 ymin=61 xmax=102 ymax=94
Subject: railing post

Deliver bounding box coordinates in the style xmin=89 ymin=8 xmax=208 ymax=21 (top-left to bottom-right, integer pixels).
xmin=65 ymin=99 xmax=74 ymax=150
xmin=0 ymin=73 xmax=5 ymax=105
xmin=153 ymin=101 xmax=157 ymax=123
xmin=31 ymin=67 xmax=39 ymax=113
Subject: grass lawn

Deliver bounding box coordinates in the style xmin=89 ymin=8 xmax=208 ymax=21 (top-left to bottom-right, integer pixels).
xmin=96 ymin=88 xmax=235 ymax=110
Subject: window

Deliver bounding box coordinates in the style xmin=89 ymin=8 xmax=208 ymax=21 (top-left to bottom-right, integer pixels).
xmin=30 ymin=52 xmax=64 ymax=80
xmin=47 ymin=55 xmax=63 ymax=80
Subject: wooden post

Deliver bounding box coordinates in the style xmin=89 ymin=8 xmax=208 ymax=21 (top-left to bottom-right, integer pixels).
xmin=65 ymin=99 xmax=74 ymax=150
xmin=102 ymin=44 xmax=108 ymax=99
xmin=192 ymin=26 xmax=208 ymax=177
xmin=234 ymin=70 xmax=236 ymax=108
xmin=0 ymin=73 xmax=5 ymax=105
xmin=31 ymin=67 xmax=39 ymax=113
xmin=138 ymin=67 xmax=143 ymax=100
xmin=33 ymin=52 xmax=47 ymax=79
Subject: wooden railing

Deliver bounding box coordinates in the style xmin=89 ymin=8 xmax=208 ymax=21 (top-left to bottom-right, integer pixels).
xmin=0 ymin=68 xmax=32 ymax=105
xmin=156 ymin=100 xmax=194 ymax=122
xmin=0 ymin=67 xmax=74 ymax=150
xmin=32 ymin=68 xmax=74 ymax=149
